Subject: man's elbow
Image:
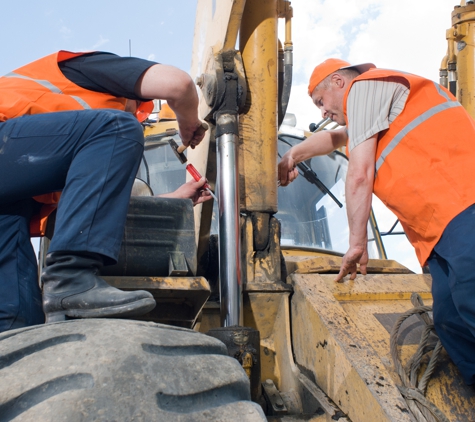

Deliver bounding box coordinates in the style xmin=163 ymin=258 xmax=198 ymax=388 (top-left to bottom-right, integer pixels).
xmin=167 ymin=76 xmax=197 ymax=107
xmin=136 ymin=64 xmax=196 ymax=101
xmin=352 ymin=173 xmax=372 ymax=187
xmin=331 ymin=129 xmax=348 ymax=149
xmin=348 ymin=165 xmax=374 ymax=187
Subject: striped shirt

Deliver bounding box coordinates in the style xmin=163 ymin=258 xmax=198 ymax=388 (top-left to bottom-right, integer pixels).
xmin=346 ymin=77 xmax=409 ymax=151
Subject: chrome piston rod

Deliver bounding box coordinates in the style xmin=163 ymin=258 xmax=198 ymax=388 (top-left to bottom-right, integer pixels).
xmin=216 ymin=112 xmax=242 ymax=327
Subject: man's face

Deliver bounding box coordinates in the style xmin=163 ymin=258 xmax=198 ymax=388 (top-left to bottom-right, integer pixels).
xmin=311 ymin=75 xmax=346 ymax=126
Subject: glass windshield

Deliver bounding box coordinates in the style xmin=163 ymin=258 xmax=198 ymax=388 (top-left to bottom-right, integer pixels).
xmin=277 ymin=134 xmax=347 ymax=250
xmin=277 ymin=133 xmax=383 ymax=259
xmin=136 ymin=136 xmax=186 ymax=196
xmin=138 ymin=130 xmax=384 ymax=259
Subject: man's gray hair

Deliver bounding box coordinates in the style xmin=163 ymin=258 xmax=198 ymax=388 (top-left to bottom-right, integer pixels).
xmin=320 ymin=68 xmax=361 ymax=89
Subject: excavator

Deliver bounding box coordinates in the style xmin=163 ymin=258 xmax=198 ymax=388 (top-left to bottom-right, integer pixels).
xmin=1 ymin=1 xmax=474 ymax=421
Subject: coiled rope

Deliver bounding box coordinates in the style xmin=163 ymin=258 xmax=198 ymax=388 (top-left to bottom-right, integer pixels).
xmin=389 ymin=293 xmax=449 ymax=422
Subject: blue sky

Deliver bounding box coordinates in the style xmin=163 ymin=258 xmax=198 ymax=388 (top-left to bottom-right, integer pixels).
xmin=1 ymin=0 xmax=454 ymax=272
xmin=0 ymin=1 xmax=197 ymax=75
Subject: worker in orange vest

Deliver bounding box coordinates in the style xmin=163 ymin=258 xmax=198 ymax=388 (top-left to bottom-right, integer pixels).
xmin=0 ymin=51 xmax=208 ymax=332
xmin=278 ymin=58 xmax=475 ymax=385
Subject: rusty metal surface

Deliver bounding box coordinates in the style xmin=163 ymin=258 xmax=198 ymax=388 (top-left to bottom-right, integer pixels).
xmin=290 ymin=273 xmax=415 ymax=422
xmin=266 ymin=416 xmax=327 ymax=422
xmin=284 ymin=253 xmax=414 ymax=276
xmin=242 ymin=289 xmax=352 ymax=419
xmin=104 ymin=276 xmax=210 ymax=328
xmin=199 ymin=267 xmax=475 ymax=420
xmin=339 ymin=293 xmax=475 ymax=421
xmin=262 ymin=378 xmax=288 ymax=416
xmin=325 ymin=273 xmax=432 ymax=302
xmin=207 ymin=327 xmax=261 ymax=402
xmin=289 ymin=273 xmax=475 ymax=421
xmin=242 ymin=215 xmax=284 ymax=286
xmin=244 ymin=281 xmax=292 ymax=292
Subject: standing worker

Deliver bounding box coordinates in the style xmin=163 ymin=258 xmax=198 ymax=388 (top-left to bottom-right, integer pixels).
xmin=278 ymin=58 xmax=475 ymax=385
xmin=0 ymin=50 xmax=208 ymax=332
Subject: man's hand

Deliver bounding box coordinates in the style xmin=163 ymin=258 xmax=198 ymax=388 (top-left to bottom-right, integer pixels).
xmin=178 ymin=121 xmax=208 ymax=149
xmin=278 ymin=151 xmax=299 ymax=186
xmin=334 ymin=245 xmax=368 ymax=282
xmin=157 ymin=178 xmax=212 ymax=206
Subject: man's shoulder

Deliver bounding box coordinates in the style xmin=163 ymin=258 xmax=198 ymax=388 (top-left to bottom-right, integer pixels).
xmin=60 ymin=52 xmax=158 ymax=99
xmin=353 ymin=77 xmax=409 ymax=89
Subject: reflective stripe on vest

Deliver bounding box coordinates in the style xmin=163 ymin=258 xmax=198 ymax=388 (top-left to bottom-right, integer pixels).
xmin=4 ymin=72 xmax=92 ymax=110
xmin=375 ymin=81 xmax=461 ymax=173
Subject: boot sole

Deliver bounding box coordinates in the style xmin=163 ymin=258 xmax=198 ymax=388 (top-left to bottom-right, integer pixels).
xmin=45 ymin=298 xmax=156 ymax=323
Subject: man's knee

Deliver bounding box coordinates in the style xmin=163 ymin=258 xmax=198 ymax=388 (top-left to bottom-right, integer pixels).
xmin=91 ymin=109 xmax=144 ymax=147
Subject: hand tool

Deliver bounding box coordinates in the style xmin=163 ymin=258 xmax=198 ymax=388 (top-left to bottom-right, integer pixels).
xmin=186 ymin=163 xmax=218 ymax=202
xmin=168 ymin=122 xmax=209 ymax=164
xmin=168 ymin=136 xmax=188 ymax=163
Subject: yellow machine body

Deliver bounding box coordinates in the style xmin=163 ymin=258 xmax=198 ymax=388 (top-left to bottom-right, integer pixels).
xmin=141 ymin=0 xmax=475 ymax=419
xmin=442 ymin=2 xmax=475 ymax=118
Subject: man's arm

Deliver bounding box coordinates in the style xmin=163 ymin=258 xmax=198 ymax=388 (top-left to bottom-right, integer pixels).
xmin=135 ymin=64 xmax=206 ymax=147
xmin=278 ymin=127 xmax=348 ymax=186
xmin=335 ymin=135 xmax=377 ymax=282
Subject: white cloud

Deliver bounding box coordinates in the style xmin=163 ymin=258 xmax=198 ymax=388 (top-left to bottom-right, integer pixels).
xmin=59 ymin=20 xmax=72 ymax=40
xmin=148 ymin=53 xmax=156 ymax=61
xmin=287 ymin=1 xmax=450 ymax=99
xmin=287 ymin=0 xmax=451 ymax=130
xmin=92 ymin=35 xmax=110 ymax=49
xmin=59 ymin=26 xmax=71 ymax=36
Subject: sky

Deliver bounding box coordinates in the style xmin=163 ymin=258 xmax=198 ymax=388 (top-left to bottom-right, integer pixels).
xmin=1 ymin=0 xmax=457 ymax=273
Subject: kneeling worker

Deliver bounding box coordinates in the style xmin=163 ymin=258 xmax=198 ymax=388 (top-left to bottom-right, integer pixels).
xmin=0 ymin=51 xmax=207 ymax=332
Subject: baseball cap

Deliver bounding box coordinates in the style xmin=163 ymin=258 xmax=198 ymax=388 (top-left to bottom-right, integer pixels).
xmin=308 ymin=58 xmax=376 ymax=96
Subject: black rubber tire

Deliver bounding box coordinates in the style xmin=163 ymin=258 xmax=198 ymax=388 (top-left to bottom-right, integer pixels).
xmin=0 ymin=319 xmax=266 ymax=421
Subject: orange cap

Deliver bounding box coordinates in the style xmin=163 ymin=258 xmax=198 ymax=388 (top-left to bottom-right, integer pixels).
xmin=158 ymin=103 xmax=176 ymax=121
xmin=135 ymin=101 xmax=154 ymax=123
xmin=307 ymin=58 xmax=375 ymax=96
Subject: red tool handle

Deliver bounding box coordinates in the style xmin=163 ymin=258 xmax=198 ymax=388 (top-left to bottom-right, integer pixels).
xmin=186 ymin=164 xmax=210 ymax=189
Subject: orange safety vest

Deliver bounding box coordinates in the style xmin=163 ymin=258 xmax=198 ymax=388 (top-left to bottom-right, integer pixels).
xmin=343 ymin=69 xmax=475 ymax=265
xmin=0 ymin=51 xmax=127 ymax=121
xmin=0 ymin=51 xmax=138 ymax=236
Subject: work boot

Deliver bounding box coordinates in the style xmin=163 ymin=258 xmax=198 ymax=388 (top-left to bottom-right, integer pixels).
xmin=42 ymin=251 xmax=156 ymax=323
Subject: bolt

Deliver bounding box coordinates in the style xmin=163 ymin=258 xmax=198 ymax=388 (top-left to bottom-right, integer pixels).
xmin=195 ymin=75 xmax=204 ymax=88
xmin=265 ymin=379 xmax=274 ymax=387
xmin=275 ymin=398 xmax=284 ymax=408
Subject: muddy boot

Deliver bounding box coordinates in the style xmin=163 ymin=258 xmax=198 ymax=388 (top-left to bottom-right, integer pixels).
xmin=42 ymin=252 xmax=156 ymax=323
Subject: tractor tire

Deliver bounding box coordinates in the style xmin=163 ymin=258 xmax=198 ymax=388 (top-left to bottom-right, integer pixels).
xmin=0 ymin=319 xmax=266 ymax=421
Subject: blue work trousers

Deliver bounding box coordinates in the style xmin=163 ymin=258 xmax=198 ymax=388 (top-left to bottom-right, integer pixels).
xmin=428 ymin=203 xmax=475 ymax=385
xmin=0 ymin=109 xmax=144 ymax=332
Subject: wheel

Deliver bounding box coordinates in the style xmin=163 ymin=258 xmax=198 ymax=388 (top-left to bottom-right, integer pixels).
xmin=0 ymin=319 xmax=266 ymax=421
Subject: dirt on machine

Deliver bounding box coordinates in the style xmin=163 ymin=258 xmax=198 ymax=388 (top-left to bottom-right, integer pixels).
xmin=1 ymin=1 xmax=475 ymax=421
